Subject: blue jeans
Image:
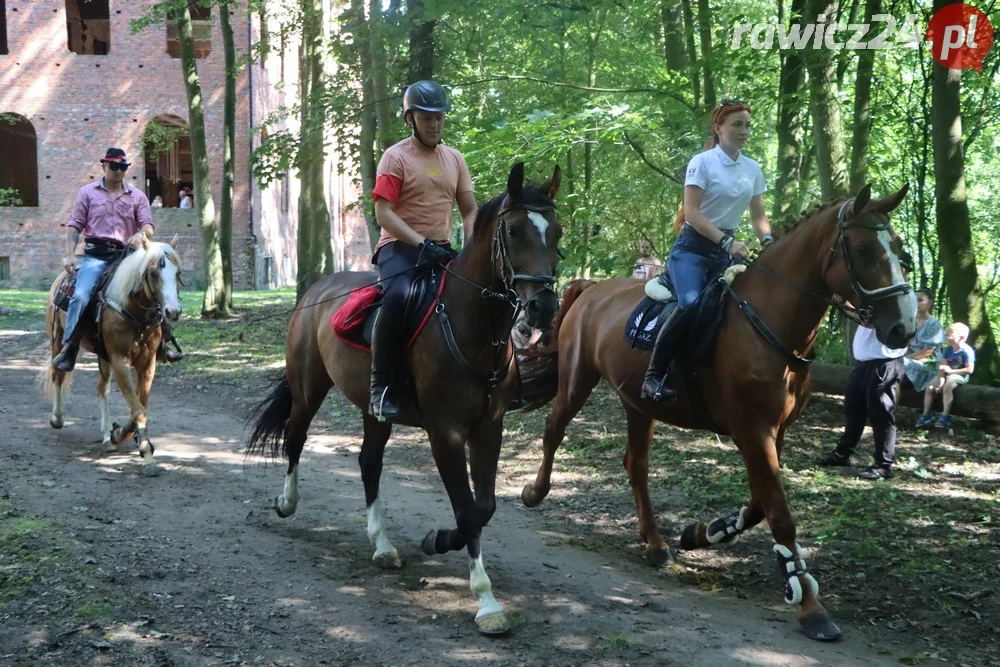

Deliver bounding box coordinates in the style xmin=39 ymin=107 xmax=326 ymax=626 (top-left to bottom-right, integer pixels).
xmin=63 ymin=255 xmax=109 ymax=344
xmin=667 ymin=226 xmax=731 ymax=310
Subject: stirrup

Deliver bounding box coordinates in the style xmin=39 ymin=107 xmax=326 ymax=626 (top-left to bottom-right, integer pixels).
xmin=370 ymin=387 xmax=400 ymax=422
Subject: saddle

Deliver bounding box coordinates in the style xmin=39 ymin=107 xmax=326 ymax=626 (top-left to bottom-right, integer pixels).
xmin=330 ymin=266 xmax=447 ymax=353
xmin=625 ymin=271 xmax=729 ymax=361
xmin=52 ymin=243 xmax=131 ymax=361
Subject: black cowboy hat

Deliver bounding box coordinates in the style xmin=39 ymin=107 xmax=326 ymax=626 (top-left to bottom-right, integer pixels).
xmin=100 ymin=147 xmax=130 ymax=166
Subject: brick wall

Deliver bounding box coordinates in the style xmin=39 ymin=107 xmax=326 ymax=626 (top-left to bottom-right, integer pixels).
xmin=0 ymin=0 xmax=252 ymax=288
xmin=0 ymin=1 xmax=372 ymax=291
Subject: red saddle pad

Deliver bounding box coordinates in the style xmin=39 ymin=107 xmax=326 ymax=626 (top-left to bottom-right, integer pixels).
xmin=330 ymin=285 xmax=380 ymax=337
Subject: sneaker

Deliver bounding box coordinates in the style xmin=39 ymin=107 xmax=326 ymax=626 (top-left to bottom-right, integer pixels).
xmin=857 ymin=466 xmax=893 ymax=480
xmin=915 ymin=413 xmax=935 ymax=428
xmin=934 ymin=415 xmax=952 ymax=429
xmin=815 ymin=450 xmax=852 ymax=467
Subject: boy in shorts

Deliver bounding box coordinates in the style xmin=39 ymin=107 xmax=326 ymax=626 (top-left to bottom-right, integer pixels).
xmin=915 ymin=322 xmax=975 ymax=429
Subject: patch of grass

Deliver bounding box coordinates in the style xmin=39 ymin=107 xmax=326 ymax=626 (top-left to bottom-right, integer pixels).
xmin=600 ymin=634 xmax=641 ymax=652
xmin=76 ymin=596 xmax=115 ymax=620
xmin=0 ymin=288 xmax=49 ymax=331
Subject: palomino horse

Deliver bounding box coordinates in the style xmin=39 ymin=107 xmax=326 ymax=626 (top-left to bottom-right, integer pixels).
xmin=246 ymin=163 xmax=562 ymax=635
xmin=521 ymin=185 xmax=916 ymax=640
xmin=45 ymin=237 xmax=183 ymax=477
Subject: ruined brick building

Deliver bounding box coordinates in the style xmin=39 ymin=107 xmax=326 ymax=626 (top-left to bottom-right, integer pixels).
xmin=0 ymin=0 xmax=370 ymax=289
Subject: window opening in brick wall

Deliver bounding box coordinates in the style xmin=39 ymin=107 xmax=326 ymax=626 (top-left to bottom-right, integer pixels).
xmin=1 ymin=0 xmax=9 ymax=56
xmin=0 ymin=257 xmax=9 ymax=282
xmin=65 ymin=0 xmax=110 ymax=55
xmin=262 ymin=256 xmax=272 ymax=287
xmin=166 ymin=5 xmax=211 ymax=59
xmin=0 ymin=113 xmax=39 ymax=206
xmin=143 ymin=114 xmax=192 ymax=208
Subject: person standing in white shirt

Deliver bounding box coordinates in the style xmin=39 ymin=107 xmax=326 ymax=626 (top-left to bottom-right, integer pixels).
xmin=816 ymin=253 xmax=915 ymax=480
xmin=642 ymin=99 xmax=773 ymax=401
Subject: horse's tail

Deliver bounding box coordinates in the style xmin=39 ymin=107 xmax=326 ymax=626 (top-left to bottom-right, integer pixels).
xmin=245 ymin=374 xmax=294 ymax=461
xmin=519 ymin=279 xmax=596 ymax=413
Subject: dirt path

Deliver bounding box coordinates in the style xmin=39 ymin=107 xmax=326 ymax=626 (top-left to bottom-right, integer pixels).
xmin=1 ymin=331 xmax=893 ymax=666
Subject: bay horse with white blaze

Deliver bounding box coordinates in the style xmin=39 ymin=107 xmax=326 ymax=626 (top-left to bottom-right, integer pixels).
xmin=246 ymin=163 xmax=562 ymax=635
xmin=45 ymin=237 xmax=183 ymax=477
xmin=521 ymin=184 xmax=916 ymax=640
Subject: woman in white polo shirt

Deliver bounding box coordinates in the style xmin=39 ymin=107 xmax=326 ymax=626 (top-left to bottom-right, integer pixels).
xmin=642 ymin=100 xmax=773 ymax=402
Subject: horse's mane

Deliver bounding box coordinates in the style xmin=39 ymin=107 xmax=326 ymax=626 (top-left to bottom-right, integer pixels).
xmin=471 ymin=184 xmax=555 ymax=242
xmin=106 ymin=242 xmax=181 ymax=304
xmin=763 ymin=199 xmax=845 ymax=254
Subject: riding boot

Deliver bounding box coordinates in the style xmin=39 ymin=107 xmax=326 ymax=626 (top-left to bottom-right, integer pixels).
xmin=641 ymin=305 xmax=694 ymax=402
xmin=369 ymin=307 xmax=402 ymax=422
xmin=157 ymin=321 xmax=184 ymax=363
xmin=52 ymin=329 xmax=84 ymax=373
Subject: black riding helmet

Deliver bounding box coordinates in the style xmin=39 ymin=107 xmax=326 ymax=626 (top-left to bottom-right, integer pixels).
xmin=403 ymin=80 xmax=451 ymax=114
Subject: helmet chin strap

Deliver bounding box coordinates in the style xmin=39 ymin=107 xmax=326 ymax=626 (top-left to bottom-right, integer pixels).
xmin=407 ymin=113 xmax=440 ymax=149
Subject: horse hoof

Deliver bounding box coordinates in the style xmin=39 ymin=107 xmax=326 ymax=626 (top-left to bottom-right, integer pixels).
xmin=50 ymin=416 xmax=63 ymax=429
xmin=421 ymin=530 xmax=438 ymax=556
xmin=520 ymin=484 xmax=544 ymax=508
xmin=645 ymin=546 xmax=674 ymax=568
xmin=680 ymin=522 xmax=705 ymax=551
xmin=141 ymin=464 xmax=161 ymax=478
xmin=273 ymin=497 xmax=295 ymax=519
xmin=475 ymin=611 xmax=511 ymax=636
xmin=799 ymin=611 xmax=842 ymax=641
xmin=373 ymin=550 xmax=403 ymax=569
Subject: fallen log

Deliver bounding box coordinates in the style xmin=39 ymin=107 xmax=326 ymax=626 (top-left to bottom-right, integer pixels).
xmin=807 ymin=362 xmax=1000 ymax=426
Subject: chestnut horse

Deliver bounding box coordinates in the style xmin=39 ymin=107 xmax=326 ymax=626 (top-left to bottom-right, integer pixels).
xmin=45 ymin=237 xmax=183 ymax=477
xmin=246 ymin=163 xmax=562 ymax=635
xmin=521 ymin=185 xmax=916 ymax=640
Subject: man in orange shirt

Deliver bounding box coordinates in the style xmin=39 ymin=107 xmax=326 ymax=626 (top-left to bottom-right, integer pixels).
xmin=369 ymin=80 xmax=477 ymax=422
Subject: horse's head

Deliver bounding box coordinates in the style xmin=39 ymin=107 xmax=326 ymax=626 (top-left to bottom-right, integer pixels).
xmin=107 ymin=235 xmax=183 ymax=323
xmin=824 ymin=184 xmax=916 ymax=348
xmin=495 ymin=162 xmax=563 ymax=331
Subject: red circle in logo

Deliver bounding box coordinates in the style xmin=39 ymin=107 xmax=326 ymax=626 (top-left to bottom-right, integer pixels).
xmin=925 ymin=4 xmax=993 ymax=71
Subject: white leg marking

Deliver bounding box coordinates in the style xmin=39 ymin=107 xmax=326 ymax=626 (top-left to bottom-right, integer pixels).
xmin=527 ymin=211 xmax=550 ymax=248
xmin=99 ymin=391 xmax=113 ymax=445
xmin=51 ymin=386 xmax=63 ymax=427
xmin=366 ymin=497 xmax=399 ymax=562
xmin=277 ymin=464 xmax=299 ymax=516
xmin=470 ymin=553 xmax=503 ymax=620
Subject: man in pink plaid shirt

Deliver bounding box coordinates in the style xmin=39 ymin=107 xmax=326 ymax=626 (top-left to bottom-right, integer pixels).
xmin=53 ymin=147 xmax=183 ymax=371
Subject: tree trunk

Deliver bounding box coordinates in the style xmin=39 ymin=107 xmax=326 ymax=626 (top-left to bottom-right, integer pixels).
xmin=219 ymin=0 xmax=236 ymax=308
xmin=351 ymin=0 xmax=379 ymax=250
xmin=803 ymin=0 xmax=849 ymax=200
xmin=848 ymin=0 xmax=879 ymax=193
xmin=773 ymin=0 xmax=808 ymax=225
xmin=809 ymin=362 xmax=1000 ymax=426
xmin=931 ymin=6 xmax=999 ymax=382
xmin=661 ymin=0 xmax=687 ymax=72
xmin=368 ymin=0 xmax=393 ymax=154
xmin=177 ymin=5 xmax=228 ymax=318
xmin=406 ymin=0 xmax=435 ymax=82
xmin=680 ymin=0 xmax=700 ymax=108
xmin=296 ymin=0 xmax=332 ymax=302
xmin=696 ymin=0 xmax=716 ymax=113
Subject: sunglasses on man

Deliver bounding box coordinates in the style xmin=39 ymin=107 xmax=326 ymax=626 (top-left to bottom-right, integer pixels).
xmin=106 ymin=162 xmax=129 ymax=172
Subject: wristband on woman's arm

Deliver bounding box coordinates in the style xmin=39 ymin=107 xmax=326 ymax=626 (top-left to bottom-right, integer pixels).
xmin=719 ymin=233 xmax=735 ymax=252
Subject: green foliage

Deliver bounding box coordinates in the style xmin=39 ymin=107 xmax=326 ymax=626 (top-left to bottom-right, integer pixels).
xmin=244 ymin=0 xmax=1000 ymax=373
xmin=0 ymin=188 xmax=22 ymax=207
xmin=142 ymin=118 xmax=185 ymax=156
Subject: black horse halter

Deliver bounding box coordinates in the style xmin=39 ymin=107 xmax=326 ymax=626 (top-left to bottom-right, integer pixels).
xmin=494 ymin=202 xmax=559 ymax=310
xmin=438 ymin=200 xmax=559 ymax=392
xmin=824 ymin=199 xmax=912 ymax=326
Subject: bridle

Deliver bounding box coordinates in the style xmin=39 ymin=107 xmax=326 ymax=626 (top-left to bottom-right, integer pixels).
xmin=823 ymin=199 xmax=912 ymax=326
xmin=438 ymin=200 xmax=559 ymax=392
xmin=105 ymin=254 xmax=180 ymax=335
